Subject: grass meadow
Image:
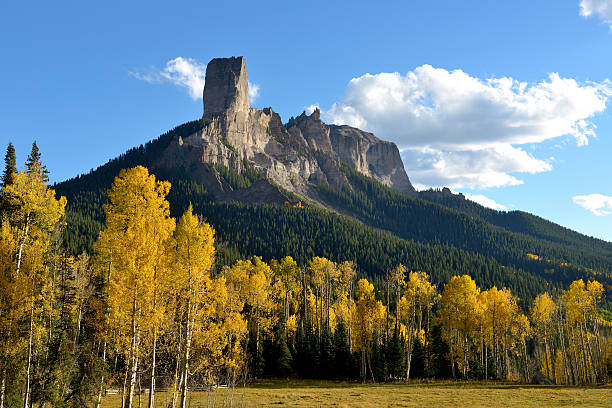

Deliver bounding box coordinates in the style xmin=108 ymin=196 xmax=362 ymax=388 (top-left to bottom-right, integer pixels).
xmin=101 ymin=379 xmax=612 ymax=407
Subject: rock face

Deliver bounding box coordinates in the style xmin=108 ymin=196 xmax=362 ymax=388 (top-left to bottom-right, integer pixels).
xmin=159 ymin=56 xmax=416 ymax=203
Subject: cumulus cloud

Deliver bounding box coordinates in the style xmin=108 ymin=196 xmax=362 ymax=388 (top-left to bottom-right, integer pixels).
xmin=580 ymin=0 xmax=612 ymax=29
xmin=321 ymin=65 xmax=610 ymax=189
xmin=573 ymin=193 xmax=612 ymax=215
xmin=463 ymin=193 xmax=507 ymax=210
xmin=131 ymin=57 xmax=260 ymax=102
xmin=401 ymin=144 xmax=552 ymax=189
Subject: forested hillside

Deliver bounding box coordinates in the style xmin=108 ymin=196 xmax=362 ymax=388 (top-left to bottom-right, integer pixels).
xmin=419 ymin=188 xmax=612 ymax=254
xmin=54 ymin=120 xmax=612 ymax=311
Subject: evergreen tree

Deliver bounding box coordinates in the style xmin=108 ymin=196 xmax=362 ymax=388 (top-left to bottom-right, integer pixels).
xmin=274 ymin=320 xmax=293 ymax=378
xmin=387 ymin=330 xmax=405 ymax=380
xmin=410 ymin=338 xmax=426 ymax=378
xmin=2 ymin=142 xmax=16 ymax=187
xmin=429 ymin=324 xmax=452 ymax=379
xmin=333 ymin=322 xmax=351 ymax=380
xmin=26 ymin=141 xmax=48 ymax=182
xmin=371 ymin=331 xmax=387 ymax=382
xmin=319 ymin=329 xmax=335 ymax=379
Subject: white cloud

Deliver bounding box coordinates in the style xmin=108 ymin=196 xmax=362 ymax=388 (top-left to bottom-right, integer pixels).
xmin=248 ymin=82 xmax=260 ymax=102
xmin=321 ymin=65 xmax=610 ymax=189
xmin=401 ymin=144 xmax=552 ymax=189
xmin=463 ymin=193 xmax=507 ymax=210
xmin=131 ymin=57 xmax=260 ymax=102
xmin=573 ymin=193 xmax=612 ymax=216
xmin=580 ymin=0 xmax=612 ymax=29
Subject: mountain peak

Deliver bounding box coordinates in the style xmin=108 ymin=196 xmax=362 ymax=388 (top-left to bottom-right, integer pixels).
xmin=203 ymin=56 xmax=249 ymax=117
xmin=158 ymin=56 xmax=416 ymax=202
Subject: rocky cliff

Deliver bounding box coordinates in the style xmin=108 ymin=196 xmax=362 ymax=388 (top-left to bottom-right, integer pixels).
xmin=157 ymin=56 xmax=416 ymax=203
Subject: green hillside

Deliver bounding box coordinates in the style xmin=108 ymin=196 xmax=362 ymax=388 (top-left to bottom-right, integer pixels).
xmin=54 ymin=120 xmax=612 ymax=307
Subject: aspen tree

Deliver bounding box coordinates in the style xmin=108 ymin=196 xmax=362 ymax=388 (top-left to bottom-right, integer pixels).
xmin=1 ymin=154 xmax=65 ymax=408
xmin=172 ymin=204 xmax=217 ymax=407
xmin=531 ymin=293 xmax=557 ymax=379
xmin=95 ymin=166 xmax=174 ymax=408
xmin=438 ymin=275 xmax=480 ymax=379
xmin=353 ymin=278 xmax=385 ymax=382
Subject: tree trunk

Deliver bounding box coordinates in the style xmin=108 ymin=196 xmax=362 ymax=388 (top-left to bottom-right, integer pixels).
xmin=96 ymin=340 xmax=107 ymax=408
xmin=463 ymin=330 xmax=469 ymax=379
xmin=485 ymin=345 xmax=488 ymax=382
xmin=23 ymin=303 xmax=34 ymax=408
xmin=543 ymin=327 xmax=550 ymax=379
xmin=97 ymin=253 xmax=113 ymax=408
xmin=0 ymin=365 xmax=6 ymax=408
xmin=148 ymin=330 xmax=157 ymax=408
xmin=180 ymin=301 xmax=192 ymax=408
xmin=15 ymin=213 xmax=30 ymax=277
xmin=171 ymin=321 xmax=183 ymax=408
xmin=125 ymin=296 xmax=140 ymax=408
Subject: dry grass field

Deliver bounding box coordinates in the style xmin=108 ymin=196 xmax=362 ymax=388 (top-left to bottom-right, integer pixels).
xmin=101 ymin=380 xmax=612 ymax=407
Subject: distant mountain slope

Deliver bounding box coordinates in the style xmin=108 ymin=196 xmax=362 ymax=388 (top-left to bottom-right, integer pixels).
xmin=316 ymin=164 xmax=612 ymax=280
xmin=419 ymin=188 xmax=612 ymax=256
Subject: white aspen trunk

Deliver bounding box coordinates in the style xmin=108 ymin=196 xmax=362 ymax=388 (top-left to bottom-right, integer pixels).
xmin=15 ymin=213 xmax=30 ymax=277
xmin=23 ymin=303 xmax=34 ymax=408
xmin=405 ymin=322 xmax=414 ymax=380
xmin=450 ymin=327 xmax=456 ymax=380
xmin=180 ymin=301 xmax=192 ymax=408
xmin=485 ymin=345 xmax=488 ymax=381
xmin=125 ymin=295 xmax=139 ymax=408
xmin=148 ymin=330 xmax=157 ymax=408
xmin=171 ymin=312 xmax=184 ymax=408
xmin=97 ymin=253 xmax=113 ymax=408
xmin=544 ymin=326 xmax=550 ymax=378
xmin=95 ymin=341 xmax=107 ymax=408
xmin=463 ymin=330 xmax=469 ymax=379
xmin=0 ymin=366 xmax=6 ymax=408
xmin=523 ymin=338 xmax=529 ymax=382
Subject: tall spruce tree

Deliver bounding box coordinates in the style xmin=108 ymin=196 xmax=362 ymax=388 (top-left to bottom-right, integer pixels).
xmin=26 ymin=141 xmax=48 ymax=182
xmin=2 ymin=142 xmax=16 ymax=187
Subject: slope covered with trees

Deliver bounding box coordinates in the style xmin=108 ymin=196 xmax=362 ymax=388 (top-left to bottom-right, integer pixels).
xmin=47 ymin=121 xmax=611 ymax=310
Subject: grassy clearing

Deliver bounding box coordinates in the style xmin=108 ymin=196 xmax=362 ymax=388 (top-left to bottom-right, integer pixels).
xmin=101 ymin=379 xmax=612 ymax=407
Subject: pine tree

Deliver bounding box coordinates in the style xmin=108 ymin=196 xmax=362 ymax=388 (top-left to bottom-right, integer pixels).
xmin=273 ymin=318 xmax=293 ymax=378
xmin=387 ymin=330 xmax=405 ymax=380
xmin=333 ymin=322 xmax=352 ymax=379
xmin=411 ymin=338 xmax=426 ymax=378
xmin=2 ymin=142 xmax=16 ymax=187
xmin=26 ymin=141 xmax=49 ymax=182
xmin=371 ymin=330 xmax=387 ymax=382
xmin=319 ymin=328 xmax=334 ymax=379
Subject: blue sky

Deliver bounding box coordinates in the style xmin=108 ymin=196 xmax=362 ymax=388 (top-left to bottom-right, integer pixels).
xmin=1 ymin=0 xmax=612 ymax=241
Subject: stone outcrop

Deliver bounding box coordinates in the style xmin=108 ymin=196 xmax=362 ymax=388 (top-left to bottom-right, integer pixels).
xmin=158 ymin=56 xmax=416 ymax=203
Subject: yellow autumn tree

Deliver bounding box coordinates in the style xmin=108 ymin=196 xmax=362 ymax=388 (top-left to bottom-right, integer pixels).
xmin=562 ymin=279 xmax=605 ymax=384
xmin=438 ymin=275 xmax=481 ymax=379
xmin=219 ymin=264 xmax=248 ymax=395
xmin=399 ymin=271 xmax=437 ymax=379
xmin=94 ymin=166 xmax=175 ymax=408
xmin=353 ymin=278 xmax=385 ymax=382
xmin=0 ymin=157 xmax=65 ymax=408
xmin=531 ymin=292 xmax=557 ymax=380
xmin=171 ymin=204 xmax=219 ymax=407
xmin=270 ymin=256 xmax=301 ymax=335
xmin=308 ymin=257 xmax=339 ymax=335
